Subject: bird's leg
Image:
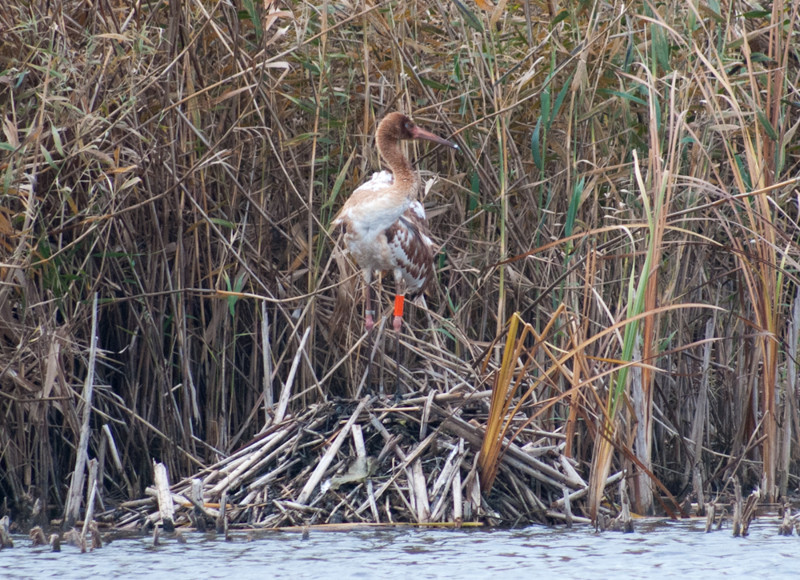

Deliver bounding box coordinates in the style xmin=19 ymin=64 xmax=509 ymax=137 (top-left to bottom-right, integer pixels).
xmin=363 ymin=273 xmax=376 ymax=393
xmin=392 ymin=293 xmax=404 ymax=334
xmin=393 ymin=294 xmax=403 ymax=401
xmin=393 ymin=278 xmax=406 ymax=401
xmin=364 ymin=279 xmax=375 ymax=332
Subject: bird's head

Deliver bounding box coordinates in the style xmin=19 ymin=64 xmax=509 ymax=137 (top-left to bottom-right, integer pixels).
xmin=378 ymin=112 xmax=459 ymax=150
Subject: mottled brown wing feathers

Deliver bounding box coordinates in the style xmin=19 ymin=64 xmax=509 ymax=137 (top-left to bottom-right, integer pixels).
xmin=384 ymin=208 xmax=435 ymax=296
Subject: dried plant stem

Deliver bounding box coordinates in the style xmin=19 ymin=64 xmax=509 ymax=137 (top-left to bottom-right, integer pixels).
xmin=64 ymin=293 xmax=99 ymax=528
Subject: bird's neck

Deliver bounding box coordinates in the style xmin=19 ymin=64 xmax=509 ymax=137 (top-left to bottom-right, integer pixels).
xmin=377 ymin=135 xmax=417 ymax=190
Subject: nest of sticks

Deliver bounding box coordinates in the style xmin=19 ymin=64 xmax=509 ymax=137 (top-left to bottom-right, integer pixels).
xmin=111 ymin=390 xmax=613 ymax=532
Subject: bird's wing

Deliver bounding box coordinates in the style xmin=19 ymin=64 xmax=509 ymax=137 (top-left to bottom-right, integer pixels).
xmin=385 ymin=202 xmax=436 ymax=294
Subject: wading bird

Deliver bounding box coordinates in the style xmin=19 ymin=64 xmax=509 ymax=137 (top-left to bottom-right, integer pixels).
xmin=332 ymin=112 xmax=457 ymax=372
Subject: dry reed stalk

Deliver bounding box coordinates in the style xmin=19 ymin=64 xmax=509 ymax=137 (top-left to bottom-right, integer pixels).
xmin=80 ymin=459 xmax=99 ymax=546
xmin=478 ymin=305 xmax=567 ymax=492
xmin=296 ymin=397 xmax=370 ymax=505
xmin=0 ymin=516 xmax=13 ymax=549
xmin=64 ymin=293 xmax=99 ymax=528
xmin=153 ymin=461 xmax=175 ymax=533
xmin=1 ymin=0 xmax=800 ymax=530
xmin=687 ymin=318 xmax=715 ymax=495
xmin=780 ymin=286 xmax=800 ymax=496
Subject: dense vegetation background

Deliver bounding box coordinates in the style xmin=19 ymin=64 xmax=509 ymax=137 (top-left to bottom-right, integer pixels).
xmin=1 ymin=0 xmax=798 ymax=523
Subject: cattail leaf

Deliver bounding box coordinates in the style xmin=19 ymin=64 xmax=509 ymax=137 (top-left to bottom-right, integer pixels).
xmin=757 ymin=110 xmax=778 ymax=141
xmin=324 ymin=148 xmax=356 ymax=214
xmin=531 ymin=116 xmax=543 ymax=170
xmin=540 ymin=84 xmax=551 ymax=130
xmin=40 ymin=144 xmax=57 ymax=171
xmin=564 ymin=176 xmax=584 ymax=242
xmin=210 ymin=218 xmax=236 ymax=229
xmin=550 ymin=74 xmax=572 ymax=125
xmin=602 ymin=88 xmax=648 ymax=107
xmin=50 ymin=125 xmax=64 ymax=156
xmin=241 ymin=0 xmax=263 ymax=44
xmin=551 ymin=10 xmax=569 ymax=26
xmin=469 ymin=171 xmax=479 ymax=213
xmin=451 ymin=0 xmax=484 ymax=33
xmin=420 ymin=76 xmax=451 ymax=91
xmin=651 ymin=23 xmax=670 ymax=72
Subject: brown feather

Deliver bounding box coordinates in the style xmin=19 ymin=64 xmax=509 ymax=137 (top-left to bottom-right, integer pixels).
xmin=331 ymin=112 xmax=456 ymax=326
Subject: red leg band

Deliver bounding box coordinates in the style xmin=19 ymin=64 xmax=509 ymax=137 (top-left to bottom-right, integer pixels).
xmin=393 ymin=294 xmax=405 ymax=318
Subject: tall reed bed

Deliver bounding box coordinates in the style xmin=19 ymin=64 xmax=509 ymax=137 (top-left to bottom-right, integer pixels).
xmin=0 ymin=0 xmax=798 ymax=523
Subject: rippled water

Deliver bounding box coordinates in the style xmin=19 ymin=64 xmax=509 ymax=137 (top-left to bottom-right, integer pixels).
xmin=2 ymin=519 xmax=798 ymax=579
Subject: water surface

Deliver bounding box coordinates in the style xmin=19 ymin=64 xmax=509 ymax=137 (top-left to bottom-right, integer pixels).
xmin=2 ymin=518 xmax=797 ymax=579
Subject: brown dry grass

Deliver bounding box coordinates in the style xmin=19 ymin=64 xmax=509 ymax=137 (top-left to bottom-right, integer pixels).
xmin=1 ymin=0 xmax=799 ymax=523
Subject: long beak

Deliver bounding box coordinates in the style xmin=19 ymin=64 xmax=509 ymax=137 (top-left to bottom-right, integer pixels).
xmin=410 ymin=126 xmax=459 ymax=150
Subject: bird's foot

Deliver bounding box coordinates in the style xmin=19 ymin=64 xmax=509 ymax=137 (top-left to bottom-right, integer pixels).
xmin=392 ymin=315 xmax=402 ymax=333
xmin=365 ymin=311 xmax=375 ymax=332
